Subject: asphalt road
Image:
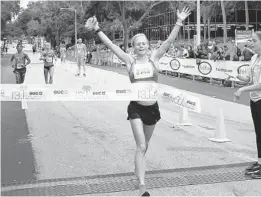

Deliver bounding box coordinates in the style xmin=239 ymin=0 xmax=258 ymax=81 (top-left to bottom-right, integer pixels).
xmin=1 ymin=54 xmax=36 ymax=184
xmin=1 ymin=51 xmax=249 ymax=185
xmin=91 ymin=64 xmax=250 ymax=106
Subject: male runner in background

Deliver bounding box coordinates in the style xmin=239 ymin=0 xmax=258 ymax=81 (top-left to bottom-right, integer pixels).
xmin=11 ymin=43 xmax=31 ymax=84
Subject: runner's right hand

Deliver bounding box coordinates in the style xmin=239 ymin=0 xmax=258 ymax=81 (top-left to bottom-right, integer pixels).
xmin=85 ymin=16 xmax=99 ymax=31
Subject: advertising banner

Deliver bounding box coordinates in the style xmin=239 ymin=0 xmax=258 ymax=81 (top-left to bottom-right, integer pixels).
xmin=158 ymin=56 xmax=251 ymax=81
xmin=1 ymin=83 xmax=201 ymax=113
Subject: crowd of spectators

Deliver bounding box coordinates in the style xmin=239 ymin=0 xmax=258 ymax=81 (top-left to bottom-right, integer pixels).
xmin=165 ymin=39 xmax=256 ymax=62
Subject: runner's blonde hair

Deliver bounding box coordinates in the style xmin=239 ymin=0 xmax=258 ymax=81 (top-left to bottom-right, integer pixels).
xmin=131 ymin=33 xmax=148 ymax=47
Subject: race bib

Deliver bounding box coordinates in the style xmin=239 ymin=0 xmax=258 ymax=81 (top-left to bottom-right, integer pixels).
xmin=16 ymin=57 xmax=24 ymax=69
xmin=46 ymin=57 xmax=53 ymax=63
xmin=133 ymin=65 xmax=153 ymax=80
xmin=16 ymin=63 xmax=24 ymax=69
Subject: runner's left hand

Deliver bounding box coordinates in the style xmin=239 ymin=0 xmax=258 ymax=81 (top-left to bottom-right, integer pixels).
xmin=177 ymin=6 xmax=191 ymax=21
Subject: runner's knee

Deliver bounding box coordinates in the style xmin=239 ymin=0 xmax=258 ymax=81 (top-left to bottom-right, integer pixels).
xmin=137 ymin=144 xmax=147 ymax=155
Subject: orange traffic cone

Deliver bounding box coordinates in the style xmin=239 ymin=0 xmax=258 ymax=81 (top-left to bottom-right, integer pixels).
xmin=209 ymin=108 xmax=231 ymax=143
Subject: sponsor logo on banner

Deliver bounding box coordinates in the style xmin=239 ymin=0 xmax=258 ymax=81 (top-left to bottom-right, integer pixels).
xmin=170 ymin=59 xmax=181 ymax=71
xmin=216 ymin=68 xmax=233 ymax=73
xmin=198 ymin=61 xmax=212 ymax=75
xmin=27 ymin=91 xmax=44 ymax=100
xmin=183 ymin=65 xmax=195 ymax=69
xmin=53 ymin=90 xmax=68 ymax=95
xmin=29 ymin=91 xmax=43 ymax=96
xmin=237 ymin=64 xmax=250 ymax=75
xmin=116 ymin=89 xmax=131 ymax=94
xmin=92 ymin=91 xmax=106 ymax=96
xmin=75 ymin=85 xmax=91 ymax=100
xmin=162 ymin=92 xmax=196 ymax=110
xmin=91 ymin=91 xmax=108 ymax=100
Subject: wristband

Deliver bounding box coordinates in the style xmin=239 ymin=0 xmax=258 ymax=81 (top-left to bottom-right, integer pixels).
xmin=176 ymin=18 xmax=183 ymax=26
xmin=96 ymin=28 xmax=102 ymax=33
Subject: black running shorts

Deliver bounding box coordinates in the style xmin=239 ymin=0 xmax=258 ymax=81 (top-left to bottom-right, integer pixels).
xmin=127 ymin=101 xmax=161 ymax=125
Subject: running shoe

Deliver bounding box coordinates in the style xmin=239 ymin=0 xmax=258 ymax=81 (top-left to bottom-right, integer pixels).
xmin=252 ymin=169 xmax=261 ymax=179
xmin=245 ymin=162 xmax=261 ymax=175
xmin=75 ymin=73 xmax=80 ymax=77
xmin=139 ymin=184 xmax=150 ymax=196
xmin=83 ymin=74 xmax=86 ymax=77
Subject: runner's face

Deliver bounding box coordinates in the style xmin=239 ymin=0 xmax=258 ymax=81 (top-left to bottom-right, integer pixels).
xmin=133 ymin=36 xmax=149 ymax=56
xmin=252 ymin=34 xmax=261 ymax=54
xmin=46 ymin=44 xmax=51 ymax=50
xmin=17 ymin=45 xmax=22 ymax=52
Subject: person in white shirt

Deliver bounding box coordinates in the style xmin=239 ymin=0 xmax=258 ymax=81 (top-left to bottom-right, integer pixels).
xmin=75 ymin=38 xmax=87 ymax=77
xmin=234 ymin=31 xmax=261 ymax=179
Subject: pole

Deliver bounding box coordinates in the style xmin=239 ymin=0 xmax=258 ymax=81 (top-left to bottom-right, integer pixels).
xmin=75 ymin=9 xmax=77 ymax=58
xmin=197 ymin=0 xmax=201 ymax=46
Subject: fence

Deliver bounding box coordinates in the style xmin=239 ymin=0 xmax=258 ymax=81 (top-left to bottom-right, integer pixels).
xmin=91 ymin=49 xmax=251 ymax=88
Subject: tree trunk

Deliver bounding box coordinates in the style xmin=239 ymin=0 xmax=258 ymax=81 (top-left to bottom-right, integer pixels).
xmin=121 ymin=1 xmax=128 ymax=52
xmin=203 ymin=12 xmax=207 ymax=42
xmin=207 ymin=18 xmax=211 ymax=41
xmin=187 ymin=16 xmax=190 ymax=41
xmin=221 ymin=0 xmax=227 ymax=43
xmin=245 ymin=0 xmax=249 ymax=30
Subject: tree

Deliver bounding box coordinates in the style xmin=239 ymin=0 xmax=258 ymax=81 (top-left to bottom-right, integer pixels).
xmin=87 ymin=1 xmax=165 ymax=51
xmin=220 ymin=0 xmax=227 ymax=43
xmin=1 ymin=1 xmax=20 ymax=35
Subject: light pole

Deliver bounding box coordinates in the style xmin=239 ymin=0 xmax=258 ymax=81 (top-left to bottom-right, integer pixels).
xmin=196 ymin=0 xmax=201 ymax=46
xmin=60 ymin=8 xmax=77 ymax=58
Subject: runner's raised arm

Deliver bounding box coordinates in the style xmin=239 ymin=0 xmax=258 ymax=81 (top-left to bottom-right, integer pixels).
xmin=85 ymin=16 xmax=131 ymax=65
xmin=154 ymin=7 xmax=191 ymax=60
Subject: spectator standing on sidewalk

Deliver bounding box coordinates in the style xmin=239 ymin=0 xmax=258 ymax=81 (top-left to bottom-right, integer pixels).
xmin=60 ymin=43 xmax=67 ymax=64
xmin=230 ymin=40 xmax=241 ymax=61
xmin=233 ymin=31 xmax=261 ymax=179
xmin=194 ymin=45 xmax=207 ymax=59
xmin=86 ymin=50 xmax=92 ymax=64
xmin=222 ymin=45 xmax=231 ymax=60
xmin=76 ymin=38 xmax=87 ymax=77
xmin=181 ymin=45 xmax=189 ymax=58
xmin=242 ymin=40 xmax=256 ymax=61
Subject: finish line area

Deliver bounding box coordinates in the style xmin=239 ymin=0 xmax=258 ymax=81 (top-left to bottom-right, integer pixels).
xmin=1 ymin=162 xmax=254 ymax=196
xmin=1 ymin=48 xmax=260 ymax=196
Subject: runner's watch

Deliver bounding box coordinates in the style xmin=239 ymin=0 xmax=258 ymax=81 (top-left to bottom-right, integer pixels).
xmin=96 ymin=28 xmax=101 ymax=34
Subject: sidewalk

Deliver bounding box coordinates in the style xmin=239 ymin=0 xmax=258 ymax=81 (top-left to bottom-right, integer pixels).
xmin=18 ymin=51 xmax=260 ymax=196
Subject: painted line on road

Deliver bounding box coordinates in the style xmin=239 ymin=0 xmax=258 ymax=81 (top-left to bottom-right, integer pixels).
xmin=21 ymin=100 xmax=28 ymax=110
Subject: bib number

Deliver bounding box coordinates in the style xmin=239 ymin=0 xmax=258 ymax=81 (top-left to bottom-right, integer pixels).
xmin=46 ymin=57 xmax=53 ymax=63
xmin=16 ymin=57 xmax=24 ymax=69
xmin=133 ymin=66 xmax=153 ymax=79
xmin=17 ymin=63 xmax=24 ymax=69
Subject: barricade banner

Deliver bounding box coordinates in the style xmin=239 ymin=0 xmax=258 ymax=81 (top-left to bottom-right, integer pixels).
xmin=158 ymin=85 xmax=201 ymax=113
xmin=96 ymin=51 xmax=251 ymax=82
xmin=158 ymin=56 xmax=251 ymax=81
xmin=1 ymin=83 xmax=201 ymax=113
